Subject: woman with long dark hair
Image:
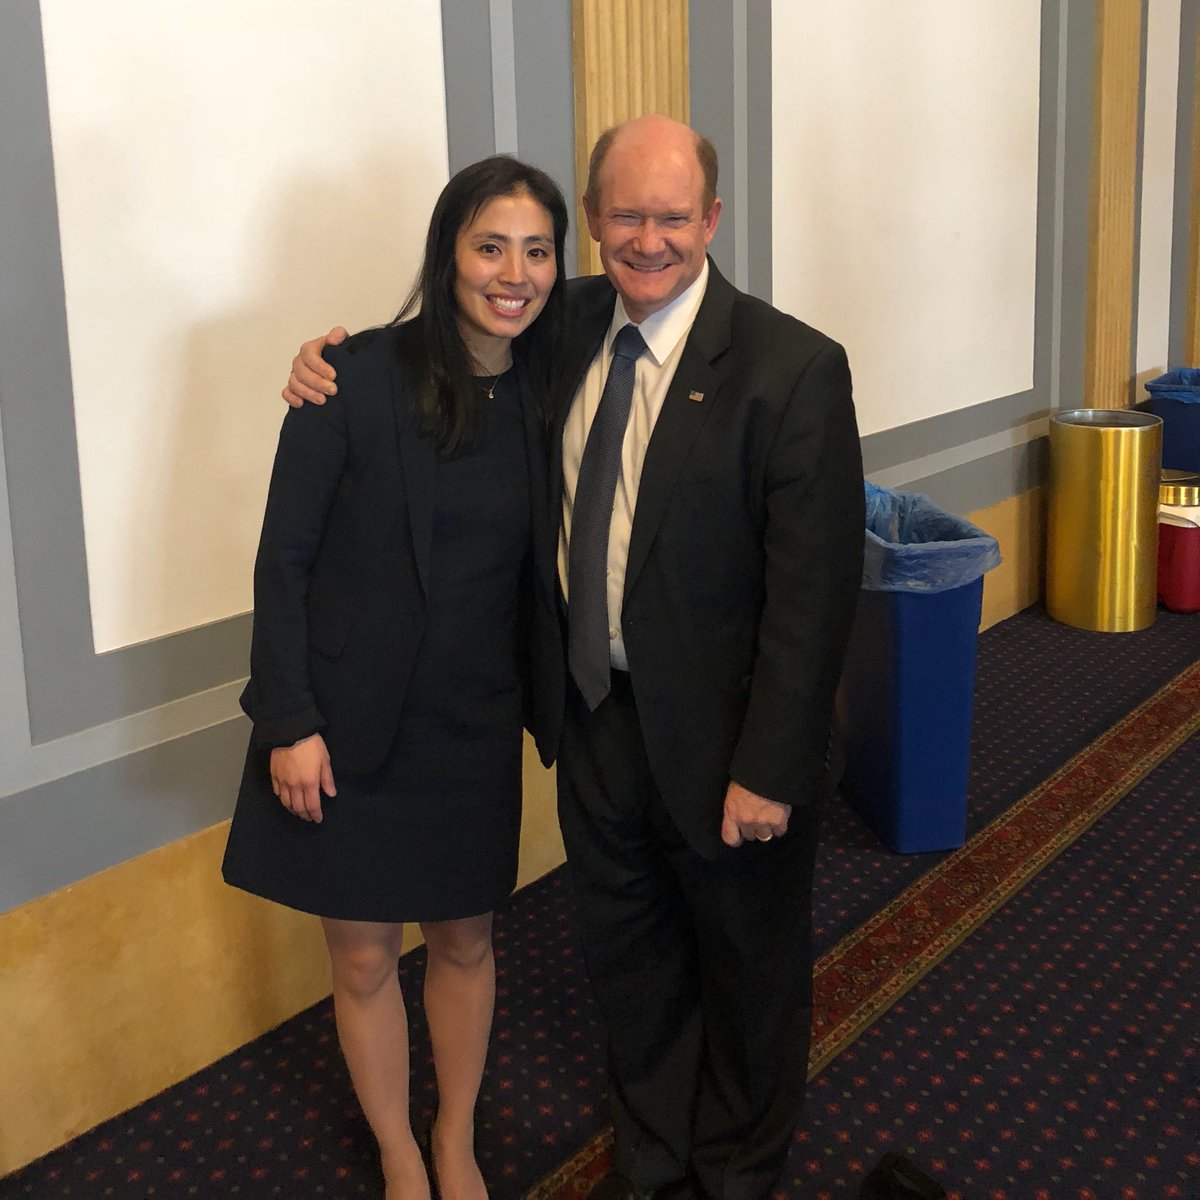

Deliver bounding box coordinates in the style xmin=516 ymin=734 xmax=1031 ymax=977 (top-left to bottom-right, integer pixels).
xmin=223 ymin=156 xmax=567 ymax=1200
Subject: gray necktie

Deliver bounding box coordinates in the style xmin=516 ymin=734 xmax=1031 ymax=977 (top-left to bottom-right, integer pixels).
xmin=568 ymin=324 xmax=648 ymax=710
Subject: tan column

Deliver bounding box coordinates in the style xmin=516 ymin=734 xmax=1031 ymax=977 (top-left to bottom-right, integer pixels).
xmin=1084 ymin=0 xmax=1144 ymax=409
xmin=571 ymin=0 xmax=690 ymax=274
xmin=1186 ymin=21 xmax=1200 ymax=364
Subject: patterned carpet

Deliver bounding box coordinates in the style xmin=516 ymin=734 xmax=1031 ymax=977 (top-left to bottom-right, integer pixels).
xmin=785 ymin=725 xmax=1200 ymax=1200
xmin=530 ymin=657 xmax=1200 ymax=1200
xmin=812 ymin=605 xmax=1200 ymax=955
xmin=2 ymin=606 xmax=1197 ymax=1199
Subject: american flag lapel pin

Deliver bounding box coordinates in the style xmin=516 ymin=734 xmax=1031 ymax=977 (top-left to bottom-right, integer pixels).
xmin=688 ymin=390 xmax=704 ymax=403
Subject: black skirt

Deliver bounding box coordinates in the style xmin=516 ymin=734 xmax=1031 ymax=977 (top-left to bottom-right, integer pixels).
xmin=223 ymin=371 xmax=531 ymax=922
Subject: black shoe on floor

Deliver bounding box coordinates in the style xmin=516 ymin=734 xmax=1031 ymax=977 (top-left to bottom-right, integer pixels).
xmin=858 ymin=1152 xmax=947 ymax=1199
xmin=588 ymin=1171 xmax=659 ymax=1200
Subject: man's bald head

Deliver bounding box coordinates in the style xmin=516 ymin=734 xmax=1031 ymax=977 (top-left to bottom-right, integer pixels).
xmin=584 ymin=114 xmax=719 ymax=214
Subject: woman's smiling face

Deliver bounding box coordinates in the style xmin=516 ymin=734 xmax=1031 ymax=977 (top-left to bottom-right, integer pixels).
xmin=453 ymin=189 xmax=557 ymax=367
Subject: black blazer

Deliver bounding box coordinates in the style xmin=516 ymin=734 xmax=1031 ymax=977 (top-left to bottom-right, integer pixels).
xmin=240 ymin=325 xmax=563 ymax=774
xmin=551 ymin=261 xmax=865 ymax=857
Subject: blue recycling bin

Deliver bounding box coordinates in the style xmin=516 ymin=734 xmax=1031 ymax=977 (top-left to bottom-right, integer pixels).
xmin=840 ymin=485 xmax=1001 ymax=854
xmin=1145 ymin=368 xmax=1200 ymax=471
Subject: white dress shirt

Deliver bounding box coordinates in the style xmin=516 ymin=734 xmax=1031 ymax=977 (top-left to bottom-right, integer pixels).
xmin=559 ymin=260 xmax=710 ymax=670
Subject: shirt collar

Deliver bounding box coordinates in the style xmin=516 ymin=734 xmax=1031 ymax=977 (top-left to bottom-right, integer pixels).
xmin=605 ymin=258 xmax=710 ymax=367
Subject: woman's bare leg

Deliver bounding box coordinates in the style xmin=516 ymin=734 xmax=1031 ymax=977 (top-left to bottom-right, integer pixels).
xmin=421 ymin=912 xmax=495 ymax=1200
xmin=322 ymin=918 xmax=430 ymax=1200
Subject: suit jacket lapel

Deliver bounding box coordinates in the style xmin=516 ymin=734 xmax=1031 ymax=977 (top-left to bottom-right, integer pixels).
xmin=515 ymin=361 xmax=555 ymax=603
xmin=392 ymin=358 xmax=436 ymax=599
xmin=549 ymin=281 xmax=615 ymax=531
xmin=623 ymin=261 xmax=735 ymax=602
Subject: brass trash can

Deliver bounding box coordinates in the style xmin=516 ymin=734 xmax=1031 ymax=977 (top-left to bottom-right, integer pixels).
xmin=1047 ymin=409 xmax=1162 ymax=631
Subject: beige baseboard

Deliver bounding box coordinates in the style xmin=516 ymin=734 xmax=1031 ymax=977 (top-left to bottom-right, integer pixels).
xmin=0 ymin=739 xmax=561 ymax=1176
xmin=967 ymin=487 xmax=1046 ymax=629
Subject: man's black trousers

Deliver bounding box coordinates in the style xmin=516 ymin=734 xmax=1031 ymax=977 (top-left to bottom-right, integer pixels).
xmin=556 ymin=672 xmax=821 ymax=1200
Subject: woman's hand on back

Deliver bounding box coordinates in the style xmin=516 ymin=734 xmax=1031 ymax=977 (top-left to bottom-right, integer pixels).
xmin=270 ymin=734 xmax=337 ymax=823
xmin=283 ymin=326 xmax=349 ymax=408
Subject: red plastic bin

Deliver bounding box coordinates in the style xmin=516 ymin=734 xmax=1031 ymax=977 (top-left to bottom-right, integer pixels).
xmin=1157 ymin=471 xmax=1200 ymax=613
xmin=1158 ymin=521 xmax=1200 ymax=612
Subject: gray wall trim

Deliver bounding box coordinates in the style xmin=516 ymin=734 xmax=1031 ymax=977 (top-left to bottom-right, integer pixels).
xmin=1169 ymin=0 xmax=1197 ymax=364
xmin=1130 ymin=0 xmax=1151 ymax=398
xmin=489 ymin=0 xmax=519 ymax=155
xmin=1038 ymin=0 xmax=1078 ymax=417
xmin=1 ymin=676 xmax=245 ymax=803
xmin=1047 ymin=0 xmax=1071 ymax=411
xmin=690 ymin=0 xmax=739 ymax=282
xmin=860 ymin=391 xmax=1051 ymax=478
xmin=0 ymin=717 xmax=249 ymax=917
xmin=0 ymin=406 xmax=35 ymax=765
xmin=512 ymin=0 xmax=578 ymax=277
xmin=880 ymin=439 xmax=1051 ymax=524
xmin=868 ymin=422 xmax=1048 ymax=494
xmin=691 ymin=0 xmax=771 ymax=297
xmin=443 ymin=0 xmax=578 ymax=273
xmin=1059 ymin=0 xmax=1098 ymax=409
xmin=441 ymin=1 xmax=498 ymax=170
xmin=730 ymin=0 xmax=750 ymax=292
xmin=745 ymin=1 xmax=773 ymax=302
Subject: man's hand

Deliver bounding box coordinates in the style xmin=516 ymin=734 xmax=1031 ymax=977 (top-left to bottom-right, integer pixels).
xmin=720 ymin=781 xmax=791 ymax=848
xmin=270 ymin=734 xmax=337 ymax=823
xmin=283 ymin=326 xmax=349 ymax=408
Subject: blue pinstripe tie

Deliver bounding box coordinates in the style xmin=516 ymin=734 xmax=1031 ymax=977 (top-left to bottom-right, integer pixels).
xmin=568 ymin=324 xmax=648 ymax=710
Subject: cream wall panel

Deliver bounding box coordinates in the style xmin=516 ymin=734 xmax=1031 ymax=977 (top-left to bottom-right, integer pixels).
xmin=1136 ymin=0 xmax=1182 ymax=383
xmin=39 ymin=1 xmax=449 ymax=652
xmin=770 ymin=1 xmax=1041 ymax=437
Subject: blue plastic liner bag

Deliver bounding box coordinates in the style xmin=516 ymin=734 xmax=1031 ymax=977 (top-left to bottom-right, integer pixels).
xmin=1145 ymin=368 xmax=1200 ymax=470
xmin=841 ymin=484 xmax=1001 ymax=854
xmin=863 ymin=482 xmax=1001 ymax=592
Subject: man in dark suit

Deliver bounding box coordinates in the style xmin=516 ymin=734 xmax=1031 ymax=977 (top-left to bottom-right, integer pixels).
xmin=551 ymin=115 xmax=863 ymax=1200
xmin=284 ymin=114 xmax=863 ymax=1200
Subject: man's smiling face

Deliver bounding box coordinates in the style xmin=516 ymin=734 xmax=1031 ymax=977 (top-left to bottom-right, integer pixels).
xmin=584 ymin=116 xmax=722 ymax=323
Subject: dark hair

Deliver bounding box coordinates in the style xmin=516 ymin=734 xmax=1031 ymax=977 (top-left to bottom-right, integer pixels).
xmin=584 ymin=122 xmax=719 ymax=213
xmin=393 ymin=156 xmax=569 ymax=453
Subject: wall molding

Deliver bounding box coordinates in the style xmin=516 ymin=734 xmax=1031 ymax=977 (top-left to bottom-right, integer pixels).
xmin=1186 ymin=13 xmax=1200 ymax=360
xmin=571 ymin=0 xmax=690 ymax=274
xmin=1168 ymin=0 xmax=1198 ymax=363
xmin=1084 ymin=0 xmax=1145 ymax=407
xmin=969 ymin=489 xmax=1047 ymax=631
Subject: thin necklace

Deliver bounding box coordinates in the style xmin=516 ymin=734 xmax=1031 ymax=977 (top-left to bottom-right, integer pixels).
xmin=475 ymin=366 xmax=509 ymax=399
